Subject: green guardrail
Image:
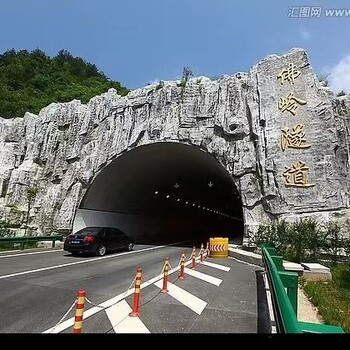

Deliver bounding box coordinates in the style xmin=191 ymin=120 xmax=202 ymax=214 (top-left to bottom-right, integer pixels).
xmin=261 ymin=243 xmax=345 ymax=334
xmin=0 ymin=234 xmax=64 ymax=250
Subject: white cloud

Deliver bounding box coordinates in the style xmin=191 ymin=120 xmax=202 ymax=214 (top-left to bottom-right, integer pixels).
xmin=300 ymin=28 xmax=312 ymax=41
xmin=329 ymin=55 xmax=350 ymax=93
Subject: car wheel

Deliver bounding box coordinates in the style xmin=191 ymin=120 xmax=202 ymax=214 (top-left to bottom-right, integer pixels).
xmin=127 ymin=242 xmax=134 ymax=251
xmin=97 ymin=245 xmax=106 ymax=256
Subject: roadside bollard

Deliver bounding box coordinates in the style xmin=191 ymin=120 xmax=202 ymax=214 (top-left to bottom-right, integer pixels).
xmin=200 ymin=243 xmax=204 ymax=262
xmin=191 ymin=246 xmax=196 ymax=269
xmin=206 ymin=241 xmax=209 ymax=258
xmin=129 ymin=268 xmax=142 ymax=317
xmin=161 ymin=257 xmax=170 ymax=293
xmin=179 ymin=252 xmax=185 ymax=280
xmin=73 ymin=290 xmax=86 ymax=333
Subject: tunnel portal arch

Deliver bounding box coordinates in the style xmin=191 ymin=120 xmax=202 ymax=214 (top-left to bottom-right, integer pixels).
xmin=74 ymin=142 xmax=244 ymax=244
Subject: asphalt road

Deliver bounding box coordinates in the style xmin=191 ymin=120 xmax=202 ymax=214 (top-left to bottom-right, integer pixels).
xmin=0 ymin=244 xmax=261 ymax=333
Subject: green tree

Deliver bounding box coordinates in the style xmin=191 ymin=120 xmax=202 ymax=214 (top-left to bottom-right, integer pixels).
xmin=0 ymin=48 xmax=129 ymax=118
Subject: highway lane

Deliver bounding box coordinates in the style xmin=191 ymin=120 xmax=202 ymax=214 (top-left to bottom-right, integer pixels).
xmin=0 ymin=243 xmax=194 ymax=333
xmin=0 ymin=244 xmax=164 ymax=276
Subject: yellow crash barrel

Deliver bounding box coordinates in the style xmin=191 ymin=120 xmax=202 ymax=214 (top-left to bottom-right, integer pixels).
xmin=209 ymin=237 xmax=228 ymax=258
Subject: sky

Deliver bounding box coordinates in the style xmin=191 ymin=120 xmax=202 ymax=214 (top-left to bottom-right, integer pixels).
xmin=0 ymin=0 xmax=350 ymax=92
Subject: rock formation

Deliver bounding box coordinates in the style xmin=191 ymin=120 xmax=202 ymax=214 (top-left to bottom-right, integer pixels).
xmin=0 ymin=48 xmax=349 ymax=244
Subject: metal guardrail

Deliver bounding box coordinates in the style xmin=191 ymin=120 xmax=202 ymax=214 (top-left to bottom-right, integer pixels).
xmin=0 ymin=234 xmax=64 ymax=250
xmin=261 ymin=243 xmax=345 ymax=333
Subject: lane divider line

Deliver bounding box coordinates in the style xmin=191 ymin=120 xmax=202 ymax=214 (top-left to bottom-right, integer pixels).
xmin=0 ymin=245 xmax=167 ymax=280
xmin=200 ymin=261 xmax=231 ymax=272
xmin=184 ymin=268 xmax=222 ymax=286
xmin=154 ymin=280 xmax=207 ymax=315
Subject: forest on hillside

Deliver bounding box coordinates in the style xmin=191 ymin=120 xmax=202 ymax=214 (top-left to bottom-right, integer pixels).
xmin=0 ymin=49 xmax=129 ymax=118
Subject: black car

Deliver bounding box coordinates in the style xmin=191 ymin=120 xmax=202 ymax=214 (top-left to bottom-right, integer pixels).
xmin=63 ymin=227 xmax=135 ymax=256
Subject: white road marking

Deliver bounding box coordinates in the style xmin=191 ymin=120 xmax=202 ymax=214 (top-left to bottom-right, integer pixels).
xmin=105 ymin=300 xmax=150 ymax=333
xmin=184 ymin=267 xmax=222 ymax=286
xmin=200 ymin=260 xmax=231 ymax=272
xmin=154 ymin=280 xmax=207 ymax=315
xmin=105 ymin=300 xmax=131 ymax=329
xmin=0 ymin=249 xmax=63 ymax=259
xmin=0 ymin=245 xmax=166 ymax=280
xmin=114 ymin=315 xmax=151 ymax=333
xmin=44 ymin=259 xmax=193 ymax=333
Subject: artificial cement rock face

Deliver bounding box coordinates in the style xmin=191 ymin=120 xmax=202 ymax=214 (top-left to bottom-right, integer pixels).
xmin=0 ymin=48 xmax=349 ymax=244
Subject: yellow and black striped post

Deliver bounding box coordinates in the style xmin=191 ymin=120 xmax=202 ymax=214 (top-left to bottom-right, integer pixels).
xmin=191 ymin=246 xmax=196 ymax=269
xmin=179 ymin=252 xmax=185 ymax=280
xmin=129 ymin=268 xmax=142 ymax=317
xmin=161 ymin=257 xmax=170 ymax=293
xmin=73 ymin=290 xmax=86 ymax=333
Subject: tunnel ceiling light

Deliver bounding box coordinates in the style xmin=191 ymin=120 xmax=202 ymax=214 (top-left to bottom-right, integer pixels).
xmin=185 ymin=201 xmax=188 ymax=205
xmin=192 ymin=203 xmax=195 ymax=206
xmin=154 ymin=191 xmax=159 ymax=195
xmin=166 ymin=195 xmax=170 ymax=199
xmin=177 ymin=198 xmax=180 ymax=202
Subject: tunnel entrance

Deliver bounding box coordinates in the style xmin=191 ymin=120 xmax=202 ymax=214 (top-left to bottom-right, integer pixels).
xmin=74 ymin=143 xmax=244 ymax=245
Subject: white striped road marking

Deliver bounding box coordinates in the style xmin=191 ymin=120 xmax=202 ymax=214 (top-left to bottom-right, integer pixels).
xmin=114 ymin=315 xmax=151 ymax=333
xmin=184 ymin=267 xmax=222 ymax=286
xmin=200 ymin=261 xmax=231 ymax=272
xmin=154 ymin=280 xmax=207 ymax=315
xmin=0 ymin=249 xmax=63 ymax=259
xmin=0 ymin=245 xmax=166 ymax=280
xmin=105 ymin=300 xmax=150 ymax=333
xmin=44 ymin=258 xmax=194 ymax=333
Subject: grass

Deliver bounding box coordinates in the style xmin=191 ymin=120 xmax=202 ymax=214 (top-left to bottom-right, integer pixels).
xmin=301 ymin=263 xmax=350 ymax=332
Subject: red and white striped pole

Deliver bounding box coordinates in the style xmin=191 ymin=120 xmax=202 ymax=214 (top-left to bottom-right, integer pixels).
xmin=191 ymin=246 xmax=196 ymax=269
xmin=161 ymin=257 xmax=170 ymax=293
xmin=179 ymin=252 xmax=185 ymax=280
xmin=73 ymin=290 xmax=86 ymax=333
xmin=129 ymin=268 xmax=142 ymax=317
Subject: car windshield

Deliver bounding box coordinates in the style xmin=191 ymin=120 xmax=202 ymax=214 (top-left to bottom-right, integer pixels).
xmin=75 ymin=228 xmax=101 ymax=236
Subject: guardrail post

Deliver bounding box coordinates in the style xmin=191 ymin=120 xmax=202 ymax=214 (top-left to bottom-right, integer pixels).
xmin=279 ymin=271 xmax=298 ymax=316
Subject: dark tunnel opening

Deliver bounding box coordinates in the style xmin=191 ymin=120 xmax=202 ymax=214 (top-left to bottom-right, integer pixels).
xmin=75 ymin=143 xmax=244 ymax=245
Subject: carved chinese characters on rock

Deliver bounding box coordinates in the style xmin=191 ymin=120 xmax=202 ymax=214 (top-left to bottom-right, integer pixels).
xmin=278 ymin=92 xmax=306 ymax=116
xmin=277 ymin=63 xmax=301 ymax=85
xmin=277 ymin=63 xmax=314 ymax=188
xmin=282 ymin=161 xmax=315 ymax=188
xmin=280 ymin=124 xmax=311 ymax=152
